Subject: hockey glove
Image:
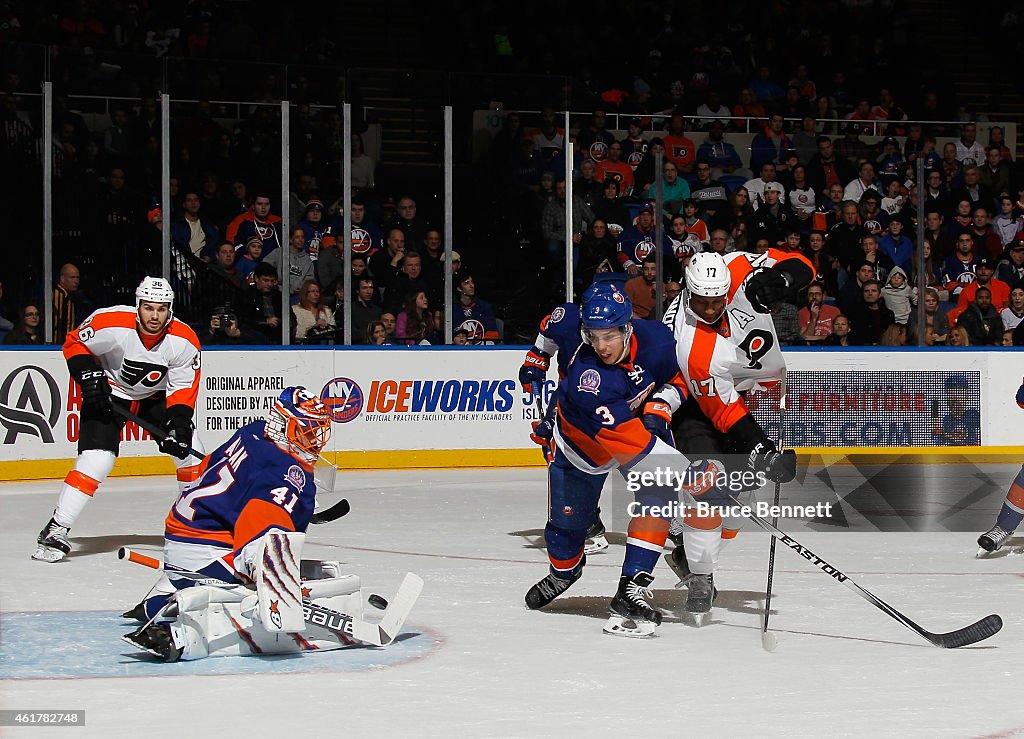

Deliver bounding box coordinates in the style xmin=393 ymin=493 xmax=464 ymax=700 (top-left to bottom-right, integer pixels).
xmin=642 ymin=400 xmax=675 ymax=447
xmin=78 ymin=368 xmax=113 ymax=421
xmin=159 ymin=407 xmax=194 ymax=460
xmin=744 ymin=267 xmax=792 ymax=313
xmin=747 ymin=441 xmax=797 ymax=484
xmin=1016 ymin=378 xmax=1024 ymax=409
xmin=519 ymin=349 xmax=551 ymax=393
xmin=530 ymin=419 xmax=555 ymax=464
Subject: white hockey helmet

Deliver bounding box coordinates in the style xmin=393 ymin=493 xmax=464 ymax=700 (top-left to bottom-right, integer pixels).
xmin=135 ymin=276 xmax=175 ymax=319
xmin=685 ymin=252 xmax=731 ymax=297
xmin=684 ymin=252 xmax=730 ymax=324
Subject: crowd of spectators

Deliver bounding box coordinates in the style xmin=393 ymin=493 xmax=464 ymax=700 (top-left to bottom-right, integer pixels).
xmin=2 ymin=0 xmax=1024 ymax=348
xmin=490 ymin=92 xmax=1024 ymax=346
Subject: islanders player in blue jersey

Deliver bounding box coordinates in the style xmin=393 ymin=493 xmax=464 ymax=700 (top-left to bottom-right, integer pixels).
xmin=518 ymin=272 xmax=626 ymax=553
xmin=524 ymin=288 xmax=691 ymax=637
xmin=977 ymin=378 xmax=1024 ymax=556
xmin=123 ymin=386 xmax=333 ymax=657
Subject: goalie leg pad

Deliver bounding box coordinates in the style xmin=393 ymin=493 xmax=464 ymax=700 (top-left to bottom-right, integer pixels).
xmin=169 ymin=584 xmax=367 ymax=659
xmin=255 ymin=531 xmax=305 ymax=632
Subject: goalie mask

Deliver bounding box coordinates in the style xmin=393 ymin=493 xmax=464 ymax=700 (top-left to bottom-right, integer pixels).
xmin=265 ymin=387 xmax=333 ymax=466
xmin=581 ymin=289 xmax=633 ymax=364
xmin=684 ymin=252 xmax=730 ymax=324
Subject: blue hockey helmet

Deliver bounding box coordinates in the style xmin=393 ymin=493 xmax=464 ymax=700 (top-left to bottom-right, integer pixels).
xmin=265 ymin=386 xmax=333 ymax=466
xmin=581 ymin=289 xmax=633 ymax=360
xmin=580 ymin=272 xmax=625 ymax=308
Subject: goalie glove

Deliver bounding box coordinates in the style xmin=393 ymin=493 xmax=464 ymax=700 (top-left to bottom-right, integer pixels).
xmin=641 ymin=400 xmax=674 ymax=447
xmin=747 ymin=441 xmax=797 ymax=484
xmin=78 ymin=368 xmax=113 ymax=421
xmin=519 ymin=349 xmax=551 ymax=392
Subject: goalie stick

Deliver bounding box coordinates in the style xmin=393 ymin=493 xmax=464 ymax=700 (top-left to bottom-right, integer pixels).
xmin=728 ymin=503 xmax=1003 ymax=648
xmin=311 ymin=498 xmax=350 ymax=524
xmin=117 ymin=546 xmax=423 ymax=647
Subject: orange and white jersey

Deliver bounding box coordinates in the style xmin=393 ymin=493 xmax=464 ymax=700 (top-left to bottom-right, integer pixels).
xmin=664 ymin=249 xmax=814 ymax=424
xmin=63 ymin=306 xmax=201 ymax=409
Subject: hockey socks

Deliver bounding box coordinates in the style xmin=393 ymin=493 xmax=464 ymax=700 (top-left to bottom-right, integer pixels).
xmin=53 ymin=450 xmax=116 ymax=529
xmin=995 ymin=474 xmax=1024 ymax=534
xmin=543 ymin=521 xmax=585 ymax=578
xmin=622 ymin=516 xmax=669 ymax=578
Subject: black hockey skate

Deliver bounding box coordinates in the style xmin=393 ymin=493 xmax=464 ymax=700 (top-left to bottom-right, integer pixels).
xmin=685 ymin=573 xmax=717 ymax=620
xmin=32 ymin=517 xmax=71 ymax=563
xmin=977 ymin=525 xmax=1015 ymax=556
xmin=121 ymin=602 xmax=147 ymax=622
xmin=525 ymin=564 xmax=583 ymax=610
xmin=663 ymin=543 xmax=691 ymax=587
xmin=604 ymin=572 xmax=661 ymax=637
xmin=122 ymin=623 xmax=182 ymax=662
xmin=584 ymin=509 xmax=608 ymax=554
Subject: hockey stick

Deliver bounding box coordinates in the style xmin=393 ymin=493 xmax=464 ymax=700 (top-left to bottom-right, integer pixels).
xmin=112 ymin=404 xmax=205 ymax=460
xmin=727 ymin=504 xmax=1003 ymax=648
xmin=761 ymin=375 xmax=786 ymax=652
xmin=530 ymin=381 xmax=554 ymax=465
xmin=311 ymin=498 xmax=351 ymax=525
xmin=118 ymin=547 xmax=423 ymax=647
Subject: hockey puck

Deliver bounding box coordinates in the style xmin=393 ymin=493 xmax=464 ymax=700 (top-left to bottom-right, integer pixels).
xmin=368 ymin=594 xmax=388 ymax=610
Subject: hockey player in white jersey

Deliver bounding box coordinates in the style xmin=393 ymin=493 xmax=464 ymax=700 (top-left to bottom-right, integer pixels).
xmin=661 ymin=250 xmax=812 ymax=618
xmin=33 ymin=277 xmax=207 ymax=562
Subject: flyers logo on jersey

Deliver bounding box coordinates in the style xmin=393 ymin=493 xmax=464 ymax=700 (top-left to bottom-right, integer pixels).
xmin=120 ymin=358 xmax=167 ymax=388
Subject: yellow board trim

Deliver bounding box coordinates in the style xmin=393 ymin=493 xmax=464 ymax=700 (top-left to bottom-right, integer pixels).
xmin=0 ymin=449 xmax=547 ymax=482
xmin=2 ymin=446 xmax=1022 ymax=482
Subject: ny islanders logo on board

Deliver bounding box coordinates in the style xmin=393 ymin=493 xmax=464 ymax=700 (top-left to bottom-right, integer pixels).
xmin=320 ymin=377 xmax=364 ymax=423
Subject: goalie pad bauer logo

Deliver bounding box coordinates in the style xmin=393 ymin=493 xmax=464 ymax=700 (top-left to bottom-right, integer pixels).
xmin=303 ymin=602 xmax=354 ymax=635
xmin=120 ymin=358 xmax=167 ymax=388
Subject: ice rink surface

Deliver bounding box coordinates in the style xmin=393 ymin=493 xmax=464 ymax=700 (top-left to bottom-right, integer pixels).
xmin=2 ymin=467 xmax=1023 ymax=739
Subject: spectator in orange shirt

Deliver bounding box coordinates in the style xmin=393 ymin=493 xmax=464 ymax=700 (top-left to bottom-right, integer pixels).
xmin=732 ymin=87 xmax=767 ymax=123
xmin=956 ymin=257 xmax=1011 ymax=310
xmin=662 ymin=114 xmax=696 ymax=174
xmin=597 ymin=141 xmax=635 ymax=194
xmin=625 ymin=257 xmax=658 ymax=319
